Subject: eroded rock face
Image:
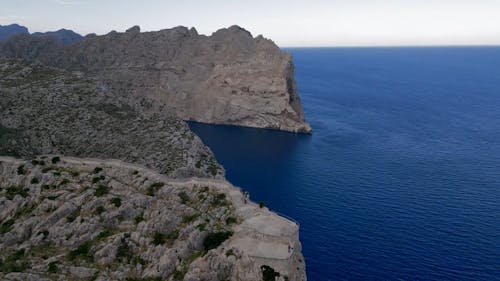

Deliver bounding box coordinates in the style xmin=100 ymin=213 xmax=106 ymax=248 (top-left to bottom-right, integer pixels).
xmin=0 ymin=59 xmax=222 ymax=178
xmin=0 ymin=157 xmax=306 ymax=281
xmin=0 ymin=25 xmax=312 ymax=133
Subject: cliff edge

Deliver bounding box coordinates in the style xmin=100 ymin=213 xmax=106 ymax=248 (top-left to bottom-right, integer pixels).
xmin=0 ymin=25 xmax=312 ymax=133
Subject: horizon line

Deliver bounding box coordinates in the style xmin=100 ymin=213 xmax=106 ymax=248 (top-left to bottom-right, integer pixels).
xmin=279 ymin=44 xmax=500 ymax=48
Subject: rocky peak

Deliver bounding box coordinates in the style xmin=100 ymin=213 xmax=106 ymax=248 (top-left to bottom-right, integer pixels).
xmin=125 ymin=25 xmax=141 ymax=33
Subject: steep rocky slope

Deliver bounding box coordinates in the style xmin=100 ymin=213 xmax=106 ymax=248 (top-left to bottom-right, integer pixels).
xmin=0 ymin=157 xmax=305 ymax=281
xmin=0 ymin=59 xmax=222 ymax=178
xmin=0 ymin=25 xmax=311 ymax=133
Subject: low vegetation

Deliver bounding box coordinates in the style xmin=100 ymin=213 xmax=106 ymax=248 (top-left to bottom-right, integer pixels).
xmin=203 ymin=231 xmax=232 ymax=251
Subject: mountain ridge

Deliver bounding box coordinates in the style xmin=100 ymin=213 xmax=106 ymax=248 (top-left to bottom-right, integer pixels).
xmin=0 ymin=24 xmax=312 ymax=133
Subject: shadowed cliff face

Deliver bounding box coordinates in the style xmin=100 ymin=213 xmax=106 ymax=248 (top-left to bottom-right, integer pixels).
xmin=0 ymin=25 xmax=312 ymax=133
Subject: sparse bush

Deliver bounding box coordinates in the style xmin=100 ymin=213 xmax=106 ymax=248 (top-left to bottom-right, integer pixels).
xmin=51 ymin=156 xmax=60 ymax=164
xmin=0 ymin=219 xmax=15 ymax=234
xmin=97 ymin=229 xmax=113 ymax=240
xmin=261 ymin=265 xmax=280 ymax=281
xmin=110 ymin=197 xmax=122 ymax=207
xmin=17 ymin=165 xmax=25 ymax=175
xmin=68 ymin=242 xmax=93 ymax=262
xmin=94 ymin=185 xmax=110 ymax=196
xmin=93 ymin=167 xmax=103 ymax=174
xmin=226 ymin=217 xmax=237 ymax=225
xmin=152 ymin=232 xmax=166 ymax=245
xmin=152 ymin=229 xmax=179 ymax=245
xmin=211 ymin=193 xmax=227 ymax=207
xmin=182 ymin=213 xmax=199 ymax=224
xmin=147 ymin=182 xmax=164 ymax=196
xmin=47 ymin=261 xmax=59 ymax=273
xmin=134 ymin=214 xmax=144 ymax=224
xmin=95 ymin=206 xmax=105 ymax=215
xmin=178 ymin=191 xmax=190 ymax=204
xmin=203 ymin=231 xmax=232 ymax=251
xmin=5 ymin=186 xmax=29 ymax=200
xmin=0 ymin=249 xmax=29 ymax=273
xmin=30 ymin=177 xmax=39 ymax=184
xmin=116 ymin=238 xmax=133 ymax=263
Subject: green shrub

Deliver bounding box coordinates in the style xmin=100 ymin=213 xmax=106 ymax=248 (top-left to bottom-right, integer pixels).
xmin=5 ymin=186 xmax=29 ymax=200
xmin=147 ymin=182 xmax=164 ymax=196
xmin=110 ymin=197 xmax=122 ymax=207
xmin=151 ymin=232 xmax=166 ymax=245
xmin=116 ymin=238 xmax=133 ymax=263
xmin=51 ymin=157 xmax=60 ymax=164
xmin=96 ymin=228 xmax=114 ymax=240
xmin=30 ymin=177 xmax=39 ymax=184
xmin=95 ymin=206 xmax=105 ymax=215
xmin=0 ymin=249 xmax=29 ymax=273
xmin=259 ymin=202 xmax=265 ymax=208
xmin=225 ymin=217 xmax=237 ymax=225
xmin=178 ymin=191 xmax=190 ymax=204
xmin=17 ymin=165 xmax=25 ymax=175
xmin=261 ymin=265 xmax=280 ymax=281
xmin=68 ymin=242 xmax=93 ymax=262
xmin=47 ymin=261 xmax=59 ymax=273
xmin=0 ymin=219 xmax=15 ymax=234
xmin=94 ymin=185 xmax=110 ymax=196
xmin=203 ymin=231 xmax=232 ymax=251
xmin=182 ymin=213 xmax=199 ymax=224
xmin=211 ymin=193 xmax=227 ymax=207
xmin=41 ymin=167 xmax=51 ymax=173
xmin=152 ymin=230 xmax=179 ymax=246
xmin=93 ymin=167 xmax=103 ymax=174
xmin=59 ymin=179 xmax=70 ymax=186
xmin=134 ymin=214 xmax=144 ymax=224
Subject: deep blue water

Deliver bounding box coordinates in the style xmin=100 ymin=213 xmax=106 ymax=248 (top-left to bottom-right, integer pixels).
xmin=189 ymin=47 xmax=500 ymax=280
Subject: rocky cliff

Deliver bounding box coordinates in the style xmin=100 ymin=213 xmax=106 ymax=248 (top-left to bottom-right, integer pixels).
xmin=0 ymin=25 xmax=311 ymax=133
xmin=0 ymin=59 xmax=307 ymax=280
xmin=0 ymin=156 xmax=305 ymax=281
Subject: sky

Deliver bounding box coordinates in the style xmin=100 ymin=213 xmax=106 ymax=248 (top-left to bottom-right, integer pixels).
xmin=1 ymin=0 xmax=500 ymax=47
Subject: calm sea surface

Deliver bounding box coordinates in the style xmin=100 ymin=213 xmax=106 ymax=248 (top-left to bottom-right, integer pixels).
xmin=189 ymin=47 xmax=500 ymax=280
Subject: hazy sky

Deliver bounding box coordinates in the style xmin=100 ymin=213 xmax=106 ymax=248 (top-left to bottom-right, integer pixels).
xmin=1 ymin=0 xmax=500 ymax=47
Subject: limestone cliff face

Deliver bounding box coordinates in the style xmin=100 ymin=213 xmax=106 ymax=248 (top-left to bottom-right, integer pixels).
xmin=0 ymin=25 xmax=312 ymax=133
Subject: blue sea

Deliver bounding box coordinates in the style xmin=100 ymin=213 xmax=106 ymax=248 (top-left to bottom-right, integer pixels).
xmin=189 ymin=47 xmax=500 ymax=280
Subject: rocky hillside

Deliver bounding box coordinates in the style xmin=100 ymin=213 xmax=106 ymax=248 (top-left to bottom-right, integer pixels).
xmin=0 ymin=156 xmax=305 ymax=281
xmin=0 ymin=59 xmax=222 ymax=178
xmin=0 ymin=25 xmax=311 ymax=133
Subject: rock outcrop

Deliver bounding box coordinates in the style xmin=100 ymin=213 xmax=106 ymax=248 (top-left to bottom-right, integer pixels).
xmin=0 ymin=25 xmax=312 ymax=133
xmin=0 ymin=156 xmax=305 ymax=281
